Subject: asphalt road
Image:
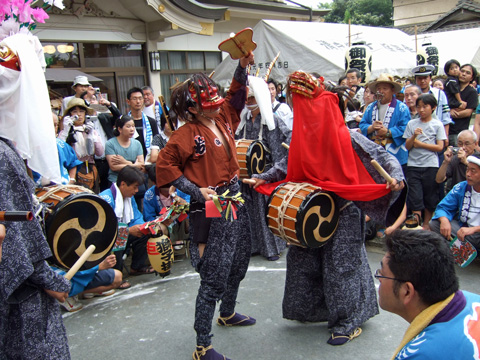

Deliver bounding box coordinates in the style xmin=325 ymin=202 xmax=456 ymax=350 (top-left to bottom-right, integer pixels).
xmin=62 ymin=243 xmax=480 ymax=360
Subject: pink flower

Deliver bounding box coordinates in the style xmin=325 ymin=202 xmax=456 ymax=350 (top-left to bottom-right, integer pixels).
xmin=0 ymin=2 xmax=11 ymax=19
xmin=15 ymin=0 xmax=34 ymax=24
xmin=31 ymin=7 xmax=48 ymax=23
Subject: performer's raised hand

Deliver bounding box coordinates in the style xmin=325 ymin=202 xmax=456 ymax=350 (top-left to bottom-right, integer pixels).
xmin=240 ymin=52 xmax=254 ymax=68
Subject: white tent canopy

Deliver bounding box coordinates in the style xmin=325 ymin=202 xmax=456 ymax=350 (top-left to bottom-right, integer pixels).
xmin=412 ymin=28 xmax=480 ymax=76
xmin=213 ymin=20 xmax=417 ymax=88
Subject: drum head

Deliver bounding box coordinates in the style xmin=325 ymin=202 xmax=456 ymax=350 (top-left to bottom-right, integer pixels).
xmin=46 ymin=193 xmax=118 ymax=269
xmin=296 ymin=190 xmax=339 ymax=248
xmin=246 ymin=140 xmax=267 ymax=176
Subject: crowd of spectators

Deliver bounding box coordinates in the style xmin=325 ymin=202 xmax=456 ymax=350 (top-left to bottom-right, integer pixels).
xmin=39 ymin=59 xmax=480 ymax=312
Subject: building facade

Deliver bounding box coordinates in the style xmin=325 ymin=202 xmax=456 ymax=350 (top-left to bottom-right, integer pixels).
xmin=36 ymin=0 xmax=328 ymax=112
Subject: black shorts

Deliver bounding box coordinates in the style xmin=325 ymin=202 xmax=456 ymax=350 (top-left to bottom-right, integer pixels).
xmin=406 ymin=166 xmax=439 ymax=211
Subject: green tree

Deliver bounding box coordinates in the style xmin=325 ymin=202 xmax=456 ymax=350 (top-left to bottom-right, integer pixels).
xmin=323 ymin=0 xmax=393 ymax=27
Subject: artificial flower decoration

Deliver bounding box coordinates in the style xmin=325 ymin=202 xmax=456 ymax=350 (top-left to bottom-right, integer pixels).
xmin=1 ymin=0 xmax=64 ymax=32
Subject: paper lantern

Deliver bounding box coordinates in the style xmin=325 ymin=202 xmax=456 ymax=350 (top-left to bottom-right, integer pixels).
xmin=147 ymin=235 xmax=174 ymax=277
xmin=417 ymin=42 xmax=439 ymax=76
xmin=345 ymin=41 xmax=372 ymax=84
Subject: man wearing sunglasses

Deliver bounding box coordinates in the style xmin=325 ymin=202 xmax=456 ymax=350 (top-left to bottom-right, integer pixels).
xmin=377 ymin=230 xmax=480 ymax=359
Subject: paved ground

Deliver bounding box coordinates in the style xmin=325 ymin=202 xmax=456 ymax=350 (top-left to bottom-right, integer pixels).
xmin=62 ymin=241 xmax=480 ymax=360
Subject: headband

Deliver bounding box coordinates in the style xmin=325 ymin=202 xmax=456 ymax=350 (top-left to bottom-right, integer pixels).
xmin=467 ymin=156 xmax=480 ymax=167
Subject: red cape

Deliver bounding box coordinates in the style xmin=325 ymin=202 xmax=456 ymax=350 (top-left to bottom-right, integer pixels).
xmin=256 ymin=91 xmax=390 ymax=201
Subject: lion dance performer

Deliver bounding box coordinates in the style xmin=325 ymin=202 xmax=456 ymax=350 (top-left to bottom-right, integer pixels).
xmin=156 ymin=52 xmax=255 ymax=360
xmin=0 ymin=1 xmax=72 ymax=359
xmin=252 ymin=71 xmax=406 ymax=345
xmin=235 ymin=75 xmax=291 ymax=260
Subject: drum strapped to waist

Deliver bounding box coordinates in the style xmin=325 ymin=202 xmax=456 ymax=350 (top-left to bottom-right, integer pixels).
xmin=35 ymin=184 xmax=118 ymax=269
xmin=266 ymin=182 xmax=339 ymax=248
xmin=235 ymin=139 xmax=269 ymax=179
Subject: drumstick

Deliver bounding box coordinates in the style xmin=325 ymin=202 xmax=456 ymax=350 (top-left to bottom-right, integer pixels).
xmin=281 ymin=142 xmax=290 ymax=150
xmin=0 ymin=211 xmax=33 ymax=221
xmin=370 ymin=160 xmax=393 ymax=184
xmin=242 ymin=179 xmax=257 ymax=185
xmin=64 ymin=245 xmax=96 ymax=280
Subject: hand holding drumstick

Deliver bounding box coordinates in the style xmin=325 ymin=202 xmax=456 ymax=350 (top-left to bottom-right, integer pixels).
xmin=371 ymin=160 xmax=404 ymax=192
xmin=243 ymin=178 xmax=265 ymax=189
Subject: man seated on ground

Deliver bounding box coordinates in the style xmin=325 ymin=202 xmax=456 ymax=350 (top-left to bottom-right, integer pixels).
xmin=143 ymin=166 xmax=190 ymax=256
xmin=436 ymin=129 xmax=479 ymax=192
xmin=377 ymin=229 xmax=480 ymax=359
xmin=58 ymin=254 xmax=123 ymax=312
xmin=430 ymin=153 xmax=480 ymax=250
xmin=100 ymin=166 xmax=154 ymax=286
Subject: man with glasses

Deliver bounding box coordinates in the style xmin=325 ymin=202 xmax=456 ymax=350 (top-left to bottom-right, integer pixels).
xmin=435 ymin=129 xmax=479 ymax=192
xmin=430 ymin=153 xmax=480 ymax=251
xmin=376 ymin=230 xmax=480 ymax=359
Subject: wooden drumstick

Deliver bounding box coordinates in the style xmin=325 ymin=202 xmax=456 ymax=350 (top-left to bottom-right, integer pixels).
xmin=281 ymin=142 xmax=290 ymax=150
xmin=370 ymin=160 xmax=393 ymax=184
xmin=242 ymin=179 xmax=257 ymax=185
xmin=64 ymin=244 xmax=96 ymax=280
xmin=0 ymin=211 xmax=33 ymax=221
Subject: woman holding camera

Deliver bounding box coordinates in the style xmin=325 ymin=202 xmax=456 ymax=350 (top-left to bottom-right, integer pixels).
xmin=59 ymin=97 xmax=104 ymax=193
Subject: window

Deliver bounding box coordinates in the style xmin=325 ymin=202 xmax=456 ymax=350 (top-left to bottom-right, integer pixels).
xmin=160 ymin=51 xmax=222 ymax=105
xmin=83 ymin=43 xmax=144 ymax=68
xmin=43 ymin=42 xmax=80 ymax=68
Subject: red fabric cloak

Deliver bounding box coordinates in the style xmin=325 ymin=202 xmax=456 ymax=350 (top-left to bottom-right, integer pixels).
xmin=256 ymin=90 xmax=390 ymax=201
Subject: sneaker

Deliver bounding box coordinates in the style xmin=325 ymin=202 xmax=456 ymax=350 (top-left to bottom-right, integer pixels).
xmin=60 ymin=296 xmax=83 ymax=312
xmin=82 ymin=289 xmax=115 ymax=299
xmin=192 ymin=345 xmax=231 ymax=360
xmin=216 ymin=312 xmax=256 ymax=326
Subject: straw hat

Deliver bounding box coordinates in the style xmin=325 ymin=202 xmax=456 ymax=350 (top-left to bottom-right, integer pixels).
xmin=63 ymin=97 xmax=94 ymax=117
xmin=368 ymin=73 xmax=402 ymax=94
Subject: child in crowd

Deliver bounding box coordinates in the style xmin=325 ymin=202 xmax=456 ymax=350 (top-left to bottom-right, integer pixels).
xmin=444 ymin=59 xmax=467 ymax=110
xmin=403 ymin=94 xmax=447 ymax=229
xmin=143 ymin=166 xmax=190 ymax=256
xmin=432 ymin=78 xmax=444 ymax=90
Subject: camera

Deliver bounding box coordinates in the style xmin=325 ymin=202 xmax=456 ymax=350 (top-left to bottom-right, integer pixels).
xmin=94 ymin=87 xmax=101 ymax=94
xmin=451 ymin=147 xmax=460 ymax=155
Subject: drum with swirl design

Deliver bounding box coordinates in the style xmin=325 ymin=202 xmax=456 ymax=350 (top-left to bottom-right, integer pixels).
xmin=36 ymin=185 xmax=118 ymax=269
xmin=235 ymin=139 xmax=268 ymax=179
xmin=266 ymin=182 xmax=339 ymax=248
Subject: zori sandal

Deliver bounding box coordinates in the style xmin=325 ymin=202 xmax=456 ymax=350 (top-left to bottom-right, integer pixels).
xmin=327 ymin=327 xmax=362 ymax=346
xmin=216 ymin=312 xmax=256 ymax=326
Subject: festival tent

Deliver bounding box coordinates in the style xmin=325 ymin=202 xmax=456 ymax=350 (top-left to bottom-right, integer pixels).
xmin=411 ymin=28 xmax=480 ymax=75
xmin=212 ymin=20 xmax=417 ymax=87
